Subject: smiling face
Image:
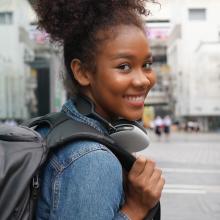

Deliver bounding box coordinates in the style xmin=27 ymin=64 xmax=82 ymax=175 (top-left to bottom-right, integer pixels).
xmin=83 ymin=25 xmax=156 ymax=121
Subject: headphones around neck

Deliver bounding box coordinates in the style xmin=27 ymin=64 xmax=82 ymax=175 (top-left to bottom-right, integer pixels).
xmin=75 ymin=94 xmax=150 ymax=153
xmin=110 ymin=119 xmax=150 ymax=153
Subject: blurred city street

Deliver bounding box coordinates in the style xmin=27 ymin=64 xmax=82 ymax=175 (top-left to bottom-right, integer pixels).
xmin=141 ymin=131 xmax=220 ymax=220
xmin=0 ymin=0 xmax=220 ymax=219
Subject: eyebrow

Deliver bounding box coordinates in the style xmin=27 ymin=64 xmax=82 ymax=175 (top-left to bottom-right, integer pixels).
xmin=111 ymin=52 xmax=153 ymax=60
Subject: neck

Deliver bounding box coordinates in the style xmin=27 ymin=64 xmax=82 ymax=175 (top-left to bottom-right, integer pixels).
xmin=74 ymin=94 xmax=116 ymax=132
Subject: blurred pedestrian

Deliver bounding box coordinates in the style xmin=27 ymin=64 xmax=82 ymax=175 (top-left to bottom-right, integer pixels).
xmin=154 ymin=116 xmax=163 ymax=140
xmin=163 ymin=115 xmax=172 ymax=141
xmin=34 ymin=0 xmax=164 ymax=219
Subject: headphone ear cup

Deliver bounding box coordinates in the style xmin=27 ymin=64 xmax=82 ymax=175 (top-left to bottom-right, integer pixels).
xmin=112 ymin=119 xmax=148 ymax=135
xmin=110 ymin=120 xmax=150 ymax=153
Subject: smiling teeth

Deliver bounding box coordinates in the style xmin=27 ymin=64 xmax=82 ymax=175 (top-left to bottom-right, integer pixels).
xmin=126 ymin=96 xmax=145 ymax=101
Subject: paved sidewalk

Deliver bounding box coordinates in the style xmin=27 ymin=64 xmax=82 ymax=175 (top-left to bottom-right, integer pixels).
xmin=147 ymin=130 xmax=220 ymax=143
xmin=140 ymin=130 xmax=220 ymax=220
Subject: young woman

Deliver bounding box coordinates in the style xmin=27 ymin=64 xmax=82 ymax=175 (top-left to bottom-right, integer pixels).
xmin=35 ymin=0 xmax=165 ymax=219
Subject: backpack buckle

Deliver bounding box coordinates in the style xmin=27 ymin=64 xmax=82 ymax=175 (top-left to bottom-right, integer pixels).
xmin=32 ymin=175 xmax=40 ymax=200
xmin=33 ymin=175 xmax=39 ymax=189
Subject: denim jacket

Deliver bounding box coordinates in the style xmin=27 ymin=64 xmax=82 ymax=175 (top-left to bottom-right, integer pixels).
xmin=36 ymin=98 xmax=130 ymax=220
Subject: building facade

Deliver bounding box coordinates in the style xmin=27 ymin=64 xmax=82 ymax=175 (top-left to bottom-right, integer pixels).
xmin=142 ymin=0 xmax=173 ymax=127
xmin=0 ymin=0 xmax=66 ymax=120
xmin=167 ymin=0 xmax=220 ymax=130
xmin=0 ymin=0 xmax=35 ymax=119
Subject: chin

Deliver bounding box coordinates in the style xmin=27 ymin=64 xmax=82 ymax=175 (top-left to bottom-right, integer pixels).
xmin=123 ymin=112 xmax=143 ymax=121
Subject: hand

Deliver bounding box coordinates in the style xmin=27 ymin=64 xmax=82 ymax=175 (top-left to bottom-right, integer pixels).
xmin=121 ymin=156 xmax=165 ymax=220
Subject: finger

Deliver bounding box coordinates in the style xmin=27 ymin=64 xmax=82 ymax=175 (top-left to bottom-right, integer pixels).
xmin=138 ymin=159 xmax=156 ymax=180
xmin=154 ymin=176 xmax=165 ymax=198
xmin=156 ymin=175 xmax=165 ymax=191
xmin=150 ymin=167 xmax=162 ymax=184
xmin=129 ymin=155 xmax=147 ymax=177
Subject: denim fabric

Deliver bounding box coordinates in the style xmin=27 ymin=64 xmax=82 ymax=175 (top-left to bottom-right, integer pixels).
xmin=36 ymin=99 xmax=130 ymax=220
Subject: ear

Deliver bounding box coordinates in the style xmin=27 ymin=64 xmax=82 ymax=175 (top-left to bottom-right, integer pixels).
xmin=70 ymin=59 xmax=90 ymax=86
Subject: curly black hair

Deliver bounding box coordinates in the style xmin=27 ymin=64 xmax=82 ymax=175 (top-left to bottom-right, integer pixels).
xmin=34 ymin=0 xmax=157 ymax=96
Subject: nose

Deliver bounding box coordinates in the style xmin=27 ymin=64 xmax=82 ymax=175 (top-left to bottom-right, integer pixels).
xmin=132 ymin=69 xmax=151 ymax=89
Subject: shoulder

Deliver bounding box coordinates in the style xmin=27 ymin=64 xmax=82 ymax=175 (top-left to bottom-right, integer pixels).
xmin=39 ymin=139 xmax=123 ymax=194
xmin=42 ymin=140 xmax=123 ymax=203
xmin=37 ymin=142 xmax=124 ymax=219
xmin=37 ymin=140 xmax=124 ymax=219
xmin=53 ymin=140 xmax=121 ymax=172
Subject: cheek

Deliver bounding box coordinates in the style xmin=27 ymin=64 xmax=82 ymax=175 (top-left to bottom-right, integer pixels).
xmin=148 ymin=72 xmax=157 ymax=89
xmin=104 ymin=75 xmax=129 ymax=93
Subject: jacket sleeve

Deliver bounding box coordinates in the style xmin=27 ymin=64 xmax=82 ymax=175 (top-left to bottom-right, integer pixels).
xmin=37 ymin=145 xmax=130 ymax=220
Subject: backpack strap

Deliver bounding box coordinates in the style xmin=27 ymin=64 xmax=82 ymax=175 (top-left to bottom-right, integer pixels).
xmin=24 ymin=112 xmax=135 ymax=172
xmin=146 ymin=203 xmax=160 ymax=220
xmin=22 ymin=112 xmax=70 ymax=129
xmin=49 ymin=113 xmax=136 ymax=172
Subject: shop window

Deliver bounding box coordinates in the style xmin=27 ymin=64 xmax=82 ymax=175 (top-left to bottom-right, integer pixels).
xmin=0 ymin=12 xmax=13 ymax=25
xmin=188 ymin=8 xmax=206 ymax=21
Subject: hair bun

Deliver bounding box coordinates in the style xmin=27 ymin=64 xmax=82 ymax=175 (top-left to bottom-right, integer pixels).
xmin=34 ymin=0 xmax=153 ymax=42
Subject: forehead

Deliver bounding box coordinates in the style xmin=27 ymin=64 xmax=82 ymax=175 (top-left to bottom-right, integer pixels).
xmin=96 ymin=25 xmax=150 ymax=58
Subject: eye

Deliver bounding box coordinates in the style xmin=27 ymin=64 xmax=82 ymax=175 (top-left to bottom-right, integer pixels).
xmin=117 ymin=64 xmax=131 ymax=72
xmin=143 ymin=62 xmax=153 ymax=70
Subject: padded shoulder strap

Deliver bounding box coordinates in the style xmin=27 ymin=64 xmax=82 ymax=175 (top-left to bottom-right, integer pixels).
xmin=22 ymin=112 xmax=70 ymax=128
xmin=24 ymin=112 xmax=135 ymax=171
xmin=46 ymin=116 xmax=135 ymax=172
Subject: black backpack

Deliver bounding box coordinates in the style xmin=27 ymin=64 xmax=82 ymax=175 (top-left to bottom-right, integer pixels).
xmin=0 ymin=112 xmax=160 ymax=220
